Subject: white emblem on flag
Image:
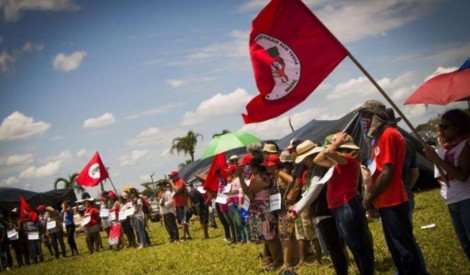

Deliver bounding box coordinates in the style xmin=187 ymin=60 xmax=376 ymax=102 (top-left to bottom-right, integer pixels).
xmin=255 ymin=33 xmax=301 ymax=100
xmin=88 ymin=163 xmax=101 ymax=179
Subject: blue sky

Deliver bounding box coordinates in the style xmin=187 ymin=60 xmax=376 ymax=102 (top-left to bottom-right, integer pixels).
xmin=1 ymin=0 xmax=469 ymax=195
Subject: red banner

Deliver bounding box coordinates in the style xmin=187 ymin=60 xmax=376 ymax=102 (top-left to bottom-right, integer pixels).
xmin=76 ymin=152 xmax=109 ymax=187
xmin=243 ymin=0 xmax=348 ymax=123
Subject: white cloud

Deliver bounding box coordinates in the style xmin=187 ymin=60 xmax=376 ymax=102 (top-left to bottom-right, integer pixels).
xmin=19 ymin=160 xmax=62 ymax=179
xmin=181 ymin=88 xmax=251 ymax=126
xmin=0 ymin=176 xmax=20 ymax=186
xmin=139 ymin=174 xmax=151 ymax=182
xmin=53 ymin=150 xmax=72 ymax=162
xmin=326 ymin=71 xmax=416 ymax=100
xmin=160 ymin=148 xmax=170 ymax=157
xmin=127 ymin=127 xmax=162 ymax=146
xmin=0 ymin=111 xmax=51 ymax=141
xmin=4 ymin=153 xmax=34 ymax=166
xmin=238 ymin=0 xmax=439 ymax=44
xmin=1 ymin=0 xmax=80 ymax=22
xmin=52 ymin=51 xmax=87 ymax=72
xmin=126 ymin=103 xmax=183 ymax=120
xmin=167 ymin=79 xmax=184 ymax=88
xmin=0 ymin=42 xmax=44 ymax=74
xmin=119 ymin=150 xmax=148 ymax=166
xmin=240 ymin=107 xmax=339 ymax=139
xmin=424 ymin=66 xmax=457 ymax=81
xmin=83 ymin=113 xmax=115 ymax=128
xmin=76 ymin=149 xmax=88 ymax=158
xmin=188 ymin=30 xmax=249 ymax=61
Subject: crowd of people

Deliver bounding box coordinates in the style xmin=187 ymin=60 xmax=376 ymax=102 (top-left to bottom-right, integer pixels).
xmin=0 ymin=99 xmax=469 ymax=274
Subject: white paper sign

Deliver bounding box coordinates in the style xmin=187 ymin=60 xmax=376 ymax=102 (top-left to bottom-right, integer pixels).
xmin=100 ymin=208 xmax=110 ymax=218
xmin=196 ymin=186 xmax=206 ymax=194
xmin=269 ymin=193 xmax=281 ymax=212
xmin=125 ymin=207 xmax=135 ymax=217
xmin=28 ymin=231 xmax=39 ymax=240
xmin=222 ymin=184 xmax=232 ymax=194
xmin=368 ymin=161 xmax=377 ymax=176
xmin=215 ymin=193 xmax=228 ymax=204
xmin=7 ymin=229 xmax=18 ymax=240
xmin=241 ymin=195 xmax=250 ymax=211
xmin=81 ymin=216 xmax=91 ymax=227
xmin=109 ymin=211 xmax=116 ymax=221
xmin=46 ymin=221 xmax=57 ymax=230
xmin=318 ymin=167 xmax=335 ymax=184
xmin=118 ymin=211 xmax=127 ymax=221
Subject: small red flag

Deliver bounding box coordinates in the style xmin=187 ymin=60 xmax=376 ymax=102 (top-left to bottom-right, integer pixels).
xmin=203 ymin=153 xmax=227 ymax=193
xmin=76 ymin=152 xmax=109 ymax=187
xmin=243 ymin=0 xmax=348 ymax=123
xmin=19 ymin=196 xmax=37 ymax=223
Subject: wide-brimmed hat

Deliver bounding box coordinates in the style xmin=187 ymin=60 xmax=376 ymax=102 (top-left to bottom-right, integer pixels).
xmin=45 ymin=206 xmax=55 ymax=212
xmin=261 ymin=154 xmax=281 ymax=167
xmin=279 ymin=151 xmax=293 ymax=163
xmin=262 ymin=143 xmax=278 ymax=153
xmin=121 ymin=192 xmax=129 ymax=199
xmin=295 ymin=140 xmax=323 ymax=164
xmin=325 ymin=133 xmax=360 ymax=150
xmin=229 ymin=155 xmax=239 ymax=161
xmin=386 ymin=108 xmax=402 ymax=125
xmin=357 ymin=99 xmax=386 ymax=113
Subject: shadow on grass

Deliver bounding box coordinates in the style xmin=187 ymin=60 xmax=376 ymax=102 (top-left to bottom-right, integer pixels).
xmin=374 ymin=256 xmax=395 ymax=273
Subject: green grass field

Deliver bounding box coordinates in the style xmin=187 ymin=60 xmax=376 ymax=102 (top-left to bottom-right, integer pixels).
xmin=9 ymin=188 xmax=470 ymax=274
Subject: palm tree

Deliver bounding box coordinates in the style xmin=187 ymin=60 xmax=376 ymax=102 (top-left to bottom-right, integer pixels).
xmin=54 ymin=173 xmax=85 ymax=195
xmin=170 ymin=130 xmax=203 ymax=162
xmin=178 ymin=159 xmax=193 ymax=170
xmin=212 ymin=129 xmax=231 ymax=138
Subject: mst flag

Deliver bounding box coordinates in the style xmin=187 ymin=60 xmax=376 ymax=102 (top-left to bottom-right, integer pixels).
xmin=242 ymin=0 xmax=348 ymax=124
xmin=76 ymin=152 xmax=109 ymax=187
xmin=20 ymin=195 xmax=37 ymax=223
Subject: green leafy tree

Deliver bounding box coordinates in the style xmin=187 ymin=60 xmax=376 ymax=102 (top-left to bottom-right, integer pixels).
xmin=170 ymin=131 xmax=203 ymax=162
xmin=54 ymin=173 xmax=85 ymax=195
xmin=212 ymin=129 xmax=231 ymax=138
xmin=178 ymin=159 xmax=192 ymax=170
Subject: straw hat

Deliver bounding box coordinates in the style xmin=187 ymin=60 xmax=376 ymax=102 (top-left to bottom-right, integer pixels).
xmin=325 ymin=133 xmax=360 ymax=150
xmin=295 ymin=140 xmax=323 ymax=164
xmin=279 ymin=151 xmax=293 ymax=163
xmin=262 ymin=143 xmax=278 ymax=153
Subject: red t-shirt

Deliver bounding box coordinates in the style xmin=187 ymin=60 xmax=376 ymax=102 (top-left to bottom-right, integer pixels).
xmin=173 ymin=178 xmax=188 ymax=207
xmin=371 ymin=127 xmax=409 ymax=208
xmin=85 ymin=207 xmax=99 ymax=228
xmin=327 ymin=154 xmax=360 ymax=209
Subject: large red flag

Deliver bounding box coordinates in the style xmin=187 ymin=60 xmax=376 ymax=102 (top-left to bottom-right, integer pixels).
xmin=243 ymin=0 xmax=348 ymax=123
xmin=19 ymin=196 xmax=37 ymax=223
xmin=76 ymin=152 xmax=109 ymax=187
xmin=203 ymin=153 xmax=227 ymax=193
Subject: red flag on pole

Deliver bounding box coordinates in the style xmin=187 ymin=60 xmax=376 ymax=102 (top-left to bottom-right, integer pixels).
xmin=19 ymin=196 xmax=37 ymax=223
xmin=203 ymin=153 xmax=227 ymax=193
xmin=242 ymin=0 xmax=348 ymax=124
xmin=76 ymin=152 xmax=109 ymax=187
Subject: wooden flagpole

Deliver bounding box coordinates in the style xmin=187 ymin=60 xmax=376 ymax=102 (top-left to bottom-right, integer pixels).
xmin=347 ymin=53 xmax=448 ymax=182
xmin=106 ymin=176 xmax=119 ymax=196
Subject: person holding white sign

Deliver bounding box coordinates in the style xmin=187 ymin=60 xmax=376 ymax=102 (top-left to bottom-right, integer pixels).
xmin=289 ymin=140 xmax=348 ymax=275
xmin=45 ymin=206 xmax=66 ymax=259
xmin=235 ymin=156 xmax=281 ymax=270
xmin=314 ymin=132 xmax=374 ymax=275
xmin=23 ymin=212 xmax=43 ymax=263
xmin=83 ymin=199 xmax=101 ymax=254
xmin=7 ymin=210 xmax=30 ymax=267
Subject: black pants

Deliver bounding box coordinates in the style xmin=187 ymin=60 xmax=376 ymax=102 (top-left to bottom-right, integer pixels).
xmin=163 ymin=213 xmax=179 ymax=241
xmin=318 ymin=217 xmax=348 ymax=275
xmin=50 ymin=230 xmax=66 ymax=258
xmin=66 ymin=224 xmax=78 ymax=252
xmin=216 ymin=203 xmax=231 ymax=239
xmin=122 ymin=218 xmax=136 ymax=246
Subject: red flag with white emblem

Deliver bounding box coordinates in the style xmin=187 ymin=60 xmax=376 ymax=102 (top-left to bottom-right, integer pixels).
xmin=242 ymin=0 xmax=348 ymax=123
xmin=76 ymin=152 xmax=109 ymax=187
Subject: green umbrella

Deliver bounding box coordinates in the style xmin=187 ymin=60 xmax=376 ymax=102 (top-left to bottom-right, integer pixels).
xmin=201 ymin=131 xmax=261 ymax=159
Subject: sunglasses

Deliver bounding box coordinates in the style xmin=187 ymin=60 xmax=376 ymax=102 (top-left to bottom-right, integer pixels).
xmin=438 ymin=124 xmax=451 ymax=130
